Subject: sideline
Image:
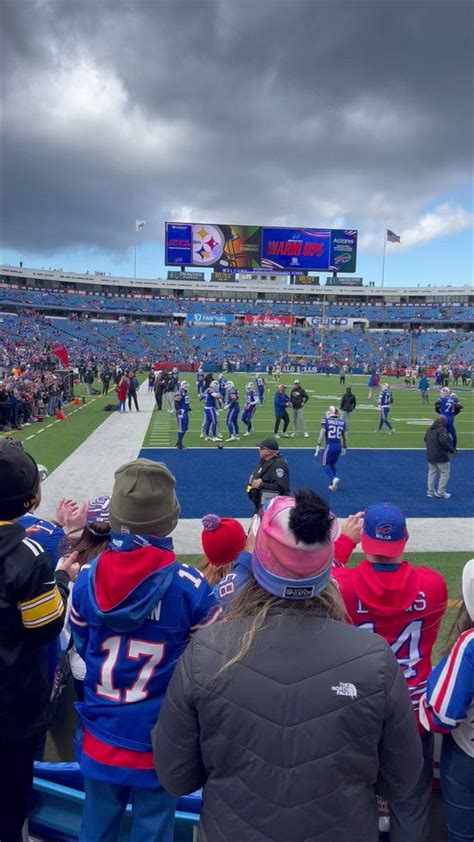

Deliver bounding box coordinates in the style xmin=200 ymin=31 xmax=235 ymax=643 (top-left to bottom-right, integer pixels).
xmin=170 ymin=517 xmax=473 ymax=555
xmin=37 ymin=383 xmax=156 ymax=518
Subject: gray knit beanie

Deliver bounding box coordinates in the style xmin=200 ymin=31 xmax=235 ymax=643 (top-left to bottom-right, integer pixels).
xmin=109 ymin=459 xmax=180 ymax=536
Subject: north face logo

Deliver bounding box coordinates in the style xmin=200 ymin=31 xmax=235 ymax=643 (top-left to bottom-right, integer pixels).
xmin=331 ymin=682 xmax=357 ymax=699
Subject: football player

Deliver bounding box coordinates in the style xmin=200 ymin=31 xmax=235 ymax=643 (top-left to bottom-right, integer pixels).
xmin=315 ymin=406 xmax=347 ymax=491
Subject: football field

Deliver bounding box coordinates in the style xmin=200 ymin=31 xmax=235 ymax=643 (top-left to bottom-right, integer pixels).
xmin=143 ymin=373 xmax=474 ymax=450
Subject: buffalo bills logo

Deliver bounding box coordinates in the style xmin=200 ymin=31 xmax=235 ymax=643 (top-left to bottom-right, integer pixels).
xmin=375 ymin=523 xmax=393 ymax=540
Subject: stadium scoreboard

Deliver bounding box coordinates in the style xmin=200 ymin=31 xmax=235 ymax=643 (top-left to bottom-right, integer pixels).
xmin=165 ymin=222 xmax=357 ymax=273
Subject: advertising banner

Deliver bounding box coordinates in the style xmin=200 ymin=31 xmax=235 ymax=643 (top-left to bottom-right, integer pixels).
xmin=243 ymin=315 xmax=294 ymax=327
xmin=186 ymin=313 xmax=234 ymax=325
xmin=210 ymin=271 xmax=236 ymax=282
xmin=166 ymin=222 xmax=358 ymax=272
xmin=167 ymin=270 xmax=205 ymax=281
xmin=293 ymin=275 xmax=320 ymax=285
xmin=306 ymin=316 xmax=352 ymax=327
xmin=326 ymin=276 xmax=363 ymax=286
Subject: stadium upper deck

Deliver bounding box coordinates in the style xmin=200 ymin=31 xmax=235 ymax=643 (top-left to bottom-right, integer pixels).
xmin=1 ymin=265 xmax=473 ymax=325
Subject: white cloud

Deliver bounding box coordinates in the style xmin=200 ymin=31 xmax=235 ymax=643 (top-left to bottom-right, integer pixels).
xmin=399 ymin=204 xmax=473 ymax=249
xmin=358 ymin=203 xmax=473 ymax=253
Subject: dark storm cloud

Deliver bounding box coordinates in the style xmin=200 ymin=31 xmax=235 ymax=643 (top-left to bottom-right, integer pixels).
xmin=1 ymin=0 xmax=472 ymax=256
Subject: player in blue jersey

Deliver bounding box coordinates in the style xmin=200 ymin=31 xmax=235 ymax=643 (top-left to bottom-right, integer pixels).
xmin=225 ymin=381 xmax=240 ymax=441
xmin=196 ymin=367 xmax=205 ymax=396
xmin=174 ymin=380 xmax=191 ymax=450
xmin=241 ymin=382 xmax=258 ymax=436
xmin=199 ymin=380 xmax=222 ymax=441
xmin=377 ymin=383 xmax=395 ymax=433
xmin=217 ymin=373 xmax=227 ymax=401
xmin=256 ymin=372 xmax=266 ymax=404
xmin=436 ymin=387 xmax=461 ymax=449
xmin=70 ymin=460 xmax=219 ymax=842
xmin=315 ymin=406 xmax=347 ymax=491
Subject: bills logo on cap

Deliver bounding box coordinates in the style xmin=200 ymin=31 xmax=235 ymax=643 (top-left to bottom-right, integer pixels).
xmin=375 ymin=523 xmax=393 ymax=540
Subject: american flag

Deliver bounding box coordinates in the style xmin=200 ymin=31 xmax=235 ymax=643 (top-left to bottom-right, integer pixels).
xmin=135 ymin=220 xmax=146 ymax=231
xmin=386 ymin=229 xmax=400 ymax=243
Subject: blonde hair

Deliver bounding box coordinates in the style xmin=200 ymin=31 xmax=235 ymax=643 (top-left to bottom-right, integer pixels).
xmin=197 ymin=557 xmax=234 ymax=588
xmin=214 ymin=576 xmax=348 ymax=677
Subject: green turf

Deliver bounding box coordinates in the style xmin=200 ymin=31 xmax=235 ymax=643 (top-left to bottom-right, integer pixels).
xmin=144 ymin=373 xmax=473 ymax=450
xmin=180 ymin=551 xmax=470 ymax=661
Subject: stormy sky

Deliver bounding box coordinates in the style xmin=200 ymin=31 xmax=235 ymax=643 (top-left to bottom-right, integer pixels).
xmin=1 ymin=0 xmax=472 ymax=280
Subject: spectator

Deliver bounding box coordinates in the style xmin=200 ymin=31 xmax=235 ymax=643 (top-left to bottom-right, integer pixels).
xmin=70 ymin=460 xmax=218 ymax=842
xmin=420 ymin=559 xmax=474 ymax=842
xmin=153 ymin=491 xmax=423 ymax=842
xmin=332 ymin=502 xmax=448 ymax=842
xmin=289 ymin=379 xmax=310 ymax=438
xmin=424 ymin=416 xmax=456 ymax=499
xmin=247 ymin=437 xmax=290 ymax=512
xmin=340 ymin=386 xmax=357 ymax=428
xmin=61 ymin=496 xmax=112 ymax=702
xmin=116 ymin=375 xmax=128 ymax=412
xmin=198 ymin=514 xmax=246 ymax=587
xmin=127 ymin=369 xmax=140 ymax=411
xmin=273 ymin=383 xmax=290 ymax=438
xmin=0 ymin=448 xmax=78 ymax=841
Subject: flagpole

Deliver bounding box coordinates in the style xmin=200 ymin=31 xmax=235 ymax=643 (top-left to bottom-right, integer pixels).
xmin=134 ymin=240 xmax=137 ymax=279
xmin=381 ymin=231 xmax=387 ymax=288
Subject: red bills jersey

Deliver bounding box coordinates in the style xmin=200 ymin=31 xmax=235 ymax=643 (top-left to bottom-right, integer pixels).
xmin=332 ymin=560 xmax=447 ymax=721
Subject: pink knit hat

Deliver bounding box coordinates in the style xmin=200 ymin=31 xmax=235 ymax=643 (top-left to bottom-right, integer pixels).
xmin=252 ymin=496 xmax=338 ymax=599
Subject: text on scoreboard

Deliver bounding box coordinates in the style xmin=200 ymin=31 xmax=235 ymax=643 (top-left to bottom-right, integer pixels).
xmin=165 ymin=223 xmax=357 ymax=272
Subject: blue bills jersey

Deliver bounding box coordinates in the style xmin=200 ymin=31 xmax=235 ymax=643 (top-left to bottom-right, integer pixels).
xmin=320 ymin=417 xmax=346 ymax=445
xmin=379 ymin=390 xmax=392 ymax=408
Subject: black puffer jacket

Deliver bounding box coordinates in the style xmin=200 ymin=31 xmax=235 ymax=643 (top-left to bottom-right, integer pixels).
xmin=424 ymin=421 xmax=455 ymax=463
xmin=153 ymin=612 xmax=423 ymax=842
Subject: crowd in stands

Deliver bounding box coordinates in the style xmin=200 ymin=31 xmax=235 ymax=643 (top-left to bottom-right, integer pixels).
xmin=0 ymin=303 xmax=472 ymax=375
xmin=1 ymin=281 xmax=474 ymax=323
xmin=1 ymin=444 xmax=473 ymax=842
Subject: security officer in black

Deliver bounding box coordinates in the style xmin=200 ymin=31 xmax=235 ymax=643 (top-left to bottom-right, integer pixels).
xmin=247 ymin=437 xmax=290 ymax=512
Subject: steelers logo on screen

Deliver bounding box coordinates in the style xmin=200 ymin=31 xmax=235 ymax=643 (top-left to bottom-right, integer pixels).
xmin=192 ymin=224 xmax=225 ymax=265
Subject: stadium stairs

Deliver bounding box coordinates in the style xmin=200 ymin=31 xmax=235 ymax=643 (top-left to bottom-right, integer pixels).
xmin=179 ymin=324 xmax=192 ymax=358
xmin=360 ymin=328 xmax=382 ymax=362
xmin=239 ymin=327 xmax=256 ymax=359
xmin=441 ymin=332 xmax=467 ymax=364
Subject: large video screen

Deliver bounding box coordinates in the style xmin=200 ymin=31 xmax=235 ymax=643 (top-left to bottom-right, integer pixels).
xmin=165 ymin=223 xmax=357 ymax=272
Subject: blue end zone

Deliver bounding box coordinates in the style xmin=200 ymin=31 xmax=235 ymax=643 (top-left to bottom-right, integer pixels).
xmin=138 ymin=448 xmax=473 ymax=519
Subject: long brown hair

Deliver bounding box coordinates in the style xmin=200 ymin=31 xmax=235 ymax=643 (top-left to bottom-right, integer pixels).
xmin=197 ymin=557 xmax=234 ymax=588
xmin=214 ymin=576 xmax=348 ymax=676
xmin=442 ymin=599 xmax=473 ymax=657
xmin=61 ymin=523 xmax=110 ymax=568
